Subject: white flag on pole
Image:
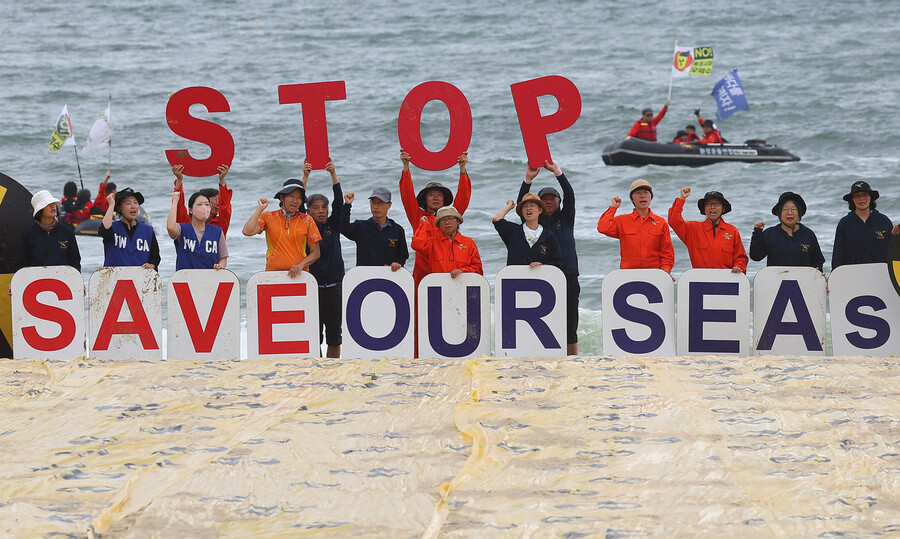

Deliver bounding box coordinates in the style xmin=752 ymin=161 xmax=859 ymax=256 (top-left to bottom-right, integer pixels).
xmin=49 ymin=105 xmax=76 ymax=151
xmin=82 ymin=97 xmax=115 ymax=154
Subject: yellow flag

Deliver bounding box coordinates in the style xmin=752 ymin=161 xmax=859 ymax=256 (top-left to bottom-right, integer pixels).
xmin=49 ymin=105 xmax=75 ymax=151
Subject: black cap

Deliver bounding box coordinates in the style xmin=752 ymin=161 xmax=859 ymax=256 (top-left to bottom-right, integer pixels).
xmin=842 ymin=181 xmax=879 ymax=202
xmin=771 ymin=191 xmax=807 ymax=218
xmin=697 ymin=191 xmax=731 ymax=215
xmin=537 ymin=186 xmax=561 ymax=199
xmin=274 ymin=179 xmax=306 ymax=202
xmin=114 ymin=187 xmax=144 ymax=209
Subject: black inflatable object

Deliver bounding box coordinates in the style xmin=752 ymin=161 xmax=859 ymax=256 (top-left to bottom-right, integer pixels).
xmin=602 ymin=138 xmax=801 ymax=167
xmin=74 ymin=208 xmax=152 ymax=236
xmin=0 ymin=172 xmax=34 ymax=358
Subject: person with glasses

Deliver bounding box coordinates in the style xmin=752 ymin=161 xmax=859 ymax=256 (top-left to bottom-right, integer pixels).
xmin=749 ymin=192 xmax=824 ymax=271
xmin=625 ymin=99 xmax=670 ymax=142
xmin=668 ymin=187 xmax=747 ymax=273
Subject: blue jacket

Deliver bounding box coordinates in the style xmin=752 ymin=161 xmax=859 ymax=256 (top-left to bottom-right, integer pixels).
xmin=749 ymin=223 xmax=825 ymax=271
xmin=832 ymin=210 xmax=893 ymax=269
xmin=517 ymin=172 xmax=578 ymax=276
xmin=494 ymin=219 xmax=563 ymax=267
xmin=99 ymin=219 xmax=160 ymax=268
xmin=309 ymin=183 xmax=346 ymax=285
xmin=20 ymin=221 xmax=81 ymax=271
xmin=174 ymin=222 xmax=222 ymax=270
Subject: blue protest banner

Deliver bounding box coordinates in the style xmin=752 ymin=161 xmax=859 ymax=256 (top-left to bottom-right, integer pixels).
xmin=711 ymin=69 xmax=749 ymax=121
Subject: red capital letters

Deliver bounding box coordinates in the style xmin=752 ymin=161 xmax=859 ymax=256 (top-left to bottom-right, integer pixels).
xmin=172 ymin=281 xmax=234 ymax=354
xmin=93 ymin=280 xmax=159 ymax=351
xmin=510 ymin=76 xmax=582 ymax=168
xmin=256 ymin=283 xmax=309 ymax=355
xmin=278 ymin=81 xmax=347 ymax=169
xmin=165 ymin=86 xmax=235 ymax=177
xmin=397 ymin=81 xmax=472 ymax=171
xmin=22 ymin=279 xmax=77 ymax=352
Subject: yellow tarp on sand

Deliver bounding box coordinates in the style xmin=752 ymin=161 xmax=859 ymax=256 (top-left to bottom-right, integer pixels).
xmin=1 ymin=355 xmax=899 ymax=537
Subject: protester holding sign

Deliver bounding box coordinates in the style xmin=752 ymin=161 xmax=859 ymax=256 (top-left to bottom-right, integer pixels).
xmin=166 ymin=190 xmax=227 ymax=271
xmin=173 ymin=163 xmax=233 ymax=236
xmin=411 ymin=206 xmax=482 ymax=278
xmin=517 ymin=160 xmax=580 ymax=355
xmin=341 ymin=187 xmax=409 ymax=270
xmin=597 ymin=179 xmax=675 ymax=273
xmin=625 ymin=100 xmax=670 ymax=142
xmin=398 ymin=150 xmax=471 ymax=285
xmin=750 ymin=191 xmax=825 ymax=272
xmin=668 ymin=187 xmax=747 ymax=273
xmin=99 ymin=188 xmax=161 ymax=270
xmin=493 ymin=193 xmax=563 ymax=269
xmin=303 ymin=158 xmax=345 ymax=359
xmin=832 ymin=181 xmax=899 ymax=269
xmin=242 ymin=179 xmax=321 ymax=278
xmin=19 ymin=190 xmax=81 ymax=271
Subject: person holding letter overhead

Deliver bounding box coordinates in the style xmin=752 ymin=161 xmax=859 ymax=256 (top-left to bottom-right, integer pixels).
xmin=517 ymin=159 xmax=580 ymax=355
xmin=242 ymin=178 xmax=321 ymax=278
xmin=668 ymin=187 xmax=747 ymax=273
xmin=99 ymin=188 xmax=160 ymax=270
xmin=172 ymin=163 xmax=233 ymax=236
xmin=398 ymin=149 xmax=471 ymax=285
xmin=341 ymin=187 xmax=409 ymax=270
xmin=303 ymin=158 xmax=346 ymax=359
xmin=166 ymin=189 xmax=228 ymax=271
xmin=597 ymin=179 xmax=674 ymax=273
xmin=749 ymin=191 xmax=824 ymax=272
xmin=411 ymin=206 xmax=482 ymax=278
xmin=493 ymin=193 xmax=563 ymax=269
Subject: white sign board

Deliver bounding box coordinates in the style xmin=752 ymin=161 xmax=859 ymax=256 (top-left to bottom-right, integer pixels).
xmin=753 ymin=267 xmax=826 ymax=356
xmin=417 ymin=272 xmax=491 ymax=360
xmin=494 ymin=265 xmax=566 ymax=358
xmin=246 ymin=271 xmax=319 ymax=359
xmin=676 ymin=269 xmax=750 ymax=356
xmin=89 ymin=267 xmax=162 ymax=360
xmin=11 ymin=266 xmax=85 ymax=360
xmin=167 ymin=269 xmax=241 ymax=360
xmin=342 ymin=266 xmax=414 ymax=359
xmin=602 ymin=269 xmax=675 ymax=356
xmin=830 ymin=263 xmax=900 ymax=356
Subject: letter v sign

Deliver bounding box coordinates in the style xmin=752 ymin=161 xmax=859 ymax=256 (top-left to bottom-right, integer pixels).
xmin=172 ymin=281 xmax=234 ymax=353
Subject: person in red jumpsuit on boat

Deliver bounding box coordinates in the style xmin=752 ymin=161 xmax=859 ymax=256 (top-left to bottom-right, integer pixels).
xmin=684 ymin=124 xmax=701 ymax=142
xmin=694 ymin=109 xmax=725 ymax=144
xmin=626 ymin=99 xmax=670 ymax=142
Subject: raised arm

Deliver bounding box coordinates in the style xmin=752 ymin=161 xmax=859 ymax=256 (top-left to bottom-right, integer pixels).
xmin=518 ymin=165 xmax=539 ymax=203
xmin=242 ymin=198 xmax=269 ymax=236
xmin=166 ymin=190 xmax=181 ymax=239
xmin=398 ymin=150 xmax=418 ymax=226
xmin=452 ymin=152 xmax=471 ymax=213
xmin=493 ymin=200 xmax=516 ymax=222
xmin=101 ymin=192 xmax=116 ymax=231
xmin=172 ymin=164 xmax=190 ymax=224
xmin=596 ymin=198 xmax=622 ymax=238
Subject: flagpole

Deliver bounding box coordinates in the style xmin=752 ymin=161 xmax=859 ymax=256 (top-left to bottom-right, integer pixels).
xmin=667 ymin=40 xmax=677 ymax=101
xmin=73 ymin=145 xmax=84 ymax=189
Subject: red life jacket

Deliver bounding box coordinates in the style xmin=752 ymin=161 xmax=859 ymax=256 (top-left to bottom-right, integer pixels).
xmin=634 ymin=121 xmax=657 ymax=142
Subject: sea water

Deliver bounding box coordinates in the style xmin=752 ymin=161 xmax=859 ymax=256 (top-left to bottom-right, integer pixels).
xmin=2 ymin=0 xmax=898 ymax=356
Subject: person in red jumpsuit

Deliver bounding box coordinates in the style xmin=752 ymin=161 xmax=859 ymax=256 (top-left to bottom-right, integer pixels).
xmin=668 ymin=187 xmax=748 ymax=273
xmin=626 ymin=99 xmax=670 ymax=141
xmin=597 ymin=179 xmax=675 ymax=273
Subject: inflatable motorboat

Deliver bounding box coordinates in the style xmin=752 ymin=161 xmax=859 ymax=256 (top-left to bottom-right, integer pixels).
xmin=73 ymin=210 xmax=152 ymax=236
xmin=602 ymin=138 xmax=800 ymax=167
